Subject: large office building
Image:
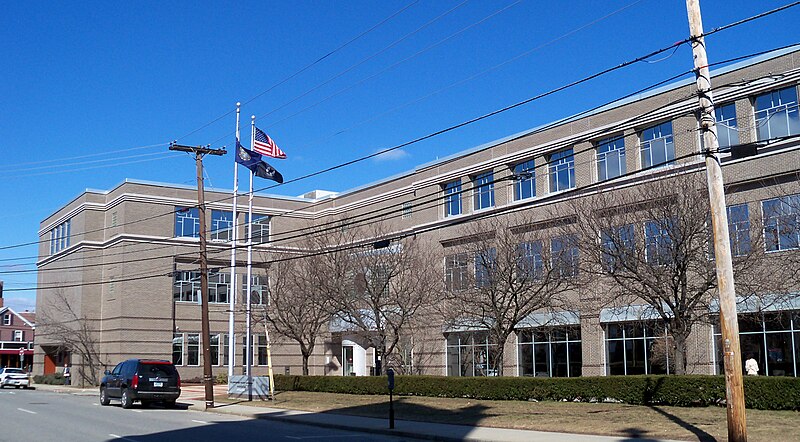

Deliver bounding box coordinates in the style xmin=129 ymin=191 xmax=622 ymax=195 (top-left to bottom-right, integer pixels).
xmin=35 ymin=47 xmax=800 ymax=382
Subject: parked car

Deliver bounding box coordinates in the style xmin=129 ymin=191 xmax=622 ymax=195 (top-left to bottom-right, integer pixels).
xmin=100 ymin=359 xmax=181 ymax=408
xmin=0 ymin=368 xmax=30 ymax=389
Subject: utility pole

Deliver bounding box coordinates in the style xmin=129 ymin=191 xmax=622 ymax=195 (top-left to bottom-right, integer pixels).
xmin=685 ymin=2 xmax=747 ymax=441
xmin=169 ymin=142 xmax=227 ymax=410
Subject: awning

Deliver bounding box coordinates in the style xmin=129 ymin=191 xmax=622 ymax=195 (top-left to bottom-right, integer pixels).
xmin=0 ymin=349 xmax=33 ymax=355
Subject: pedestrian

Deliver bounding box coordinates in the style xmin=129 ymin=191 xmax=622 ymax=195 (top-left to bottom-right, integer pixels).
xmin=63 ymin=363 xmax=71 ymax=385
xmin=745 ymin=355 xmax=759 ymax=376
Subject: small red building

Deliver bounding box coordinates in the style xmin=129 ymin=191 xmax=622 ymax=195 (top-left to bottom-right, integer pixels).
xmin=0 ymin=291 xmax=35 ymax=371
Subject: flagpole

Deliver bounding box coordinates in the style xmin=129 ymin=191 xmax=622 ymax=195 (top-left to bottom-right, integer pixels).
xmin=228 ymin=103 xmax=240 ymax=380
xmin=245 ymin=115 xmax=255 ymax=401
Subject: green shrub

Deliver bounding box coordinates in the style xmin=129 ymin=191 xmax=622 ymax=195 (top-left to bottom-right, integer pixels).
xmin=33 ymin=373 xmax=65 ymax=385
xmin=273 ymin=374 xmax=800 ymax=410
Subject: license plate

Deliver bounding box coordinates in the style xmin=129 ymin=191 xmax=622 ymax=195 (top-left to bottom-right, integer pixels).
xmin=154 ymin=382 xmax=163 ymax=387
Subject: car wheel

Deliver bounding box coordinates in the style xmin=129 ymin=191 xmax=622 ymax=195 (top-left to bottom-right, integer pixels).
xmin=100 ymin=387 xmax=110 ymax=406
xmin=121 ymin=389 xmax=133 ymax=409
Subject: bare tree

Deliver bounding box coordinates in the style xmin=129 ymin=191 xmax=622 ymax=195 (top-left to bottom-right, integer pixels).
xmin=442 ymin=213 xmax=574 ymax=376
xmin=563 ymin=173 xmax=768 ymax=374
xmin=37 ymin=289 xmax=103 ymax=385
xmin=332 ymin=230 xmax=441 ymax=376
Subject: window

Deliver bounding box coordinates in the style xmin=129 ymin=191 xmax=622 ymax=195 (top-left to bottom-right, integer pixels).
xmin=402 ymin=202 xmax=412 ymax=219
xmin=211 ymin=210 xmax=233 ymax=242
xmin=715 ymin=103 xmax=739 ymax=149
xmin=172 ymin=333 xmax=184 ymax=365
xmin=727 ymin=204 xmax=751 ymax=257
xmin=601 ymin=224 xmax=635 ymax=273
xmin=513 ymin=160 xmax=536 ymax=201
xmin=446 ymin=331 xmax=499 ymax=376
xmin=444 ymin=180 xmax=462 ymax=217
xmin=444 ymin=253 xmax=469 ymax=291
xmin=755 ymin=86 xmax=800 ymax=141
xmin=175 ymin=207 xmax=200 ymax=238
xmin=209 ymin=334 xmax=221 ymax=366
xmin=173 ymin=271 xmax=229 ymax=303
xmin=3 ymin=314 xmax=10 ymax=326
xmin=518 ymin=240 xmax=544 ymax=281
xmin=713 ymin=312 xmax=800 ymax=377
xmin=472 ymin=172 xmax=495 ymax=211
xmin=49 ymin=219 xmax=71 ymax=255
xmin=110 ymin=211 xmax=118 ymax=227
xmin=518 ymin=325 xmax=581 ymax=377
xmin=596 ymin=136 xmax=626 ymax=181
xmin=640 ymin=122 xmax=674 ymax=169
xmin=186 ymin=333 xmax=200 ymax=366
xmin=242 ymin=274 xmax=268 ymax=305
xmin=763 ymin=195 xmax=800 ymax=252
xmin=475 ymin=248 xmax=496 ymax=288
xmin=256 ymin=335 xmax=268 ymax=366
xmin=606 ymin=321 xmax=672 ymax=375
xmin=645 ymin=219 xmax=675 ymax=265
xmin=548 ymin=149 xmax=575 ymax=192
xmin=247 ymin=213 xmax=271 ymax=243
xmin=551 ymin=235 xmax=578 ymax=278
xmin=13 ymin=330 xmax=24 ymax=341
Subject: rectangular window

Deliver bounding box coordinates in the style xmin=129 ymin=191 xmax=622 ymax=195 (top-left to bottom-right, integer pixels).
xmin=548 ymin=149 xmax=575 ymax=192
xmin=517 ymin=325 xmax=582 ymax=377
xmin=512 ymin=160 xmax=536 ymax=201
xmin=606 ymin=321 xmax=671 ymax=375
xmin=601 ymin=224 xmax=635 ymax=273
xmin=208 ymin=271 xmax=230 ymax=304
xmin=444 ymin=180 xmax=462 ymax=217
xmin=551 ymin=235 xmax=578 ymax=278
xmin=209 ymin=334 xmax=220 ymax=366
xmin=186 ymin=333 xmax=200 ymax=366
xmin=596 ymin=136 xmax=626 ymax=181
xmin=3 ymin=314 xmax=10 ymax=326
xmin=111 ymin=211 xmax=118 ymax=227
xmin=402 ymin=202 xmax=413 ymax=219
xmin=173 ymin=271 xmax=201 ymax=303
xmin=49 ymin=219 xmax=71 ymax=255
xmin=172 ymin=333 xmax=184 ymax=365
xmin=715 ymin=103 xmax=739 ymax=149
xmin=257 ymin=335 xmax=268 ymax=366
xmin=444 ymin=253 xmax=469 ymax=291
xmin=13 ymin=330 xmax=24 ymax=341
xmin=763 ymin=195 xmax=800 ymax=252
xmin=211 ymin=210 xmax=233 ymax=242
xmin=446 ymin=331 xmax=499 ymax=377
xmin=242 ymin=274 xmax=268 ymax=305
xmin=472 ymin=172 xmax=495 ymax=211
xmin=175 ymin=207 xmax=200 ymax=238
xmin=475 ymin=248 xmax=496 ymax=288
xmin=246 ymin=213 xmax=271 ymax=244
xmin=640 ymin=122 xmax=674 ymax=169
xmin=755 ymin=86 xmax=800 ymax=141
xmin=728 ymin=204 xmax=751 ymax=257
xmin=645 ymin=219 xmax=675 ymax=265
xmin=518 ymin=240 xmax=544 ymax=281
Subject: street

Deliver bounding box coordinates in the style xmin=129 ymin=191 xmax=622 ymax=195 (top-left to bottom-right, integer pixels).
xmin=0 ymin=389 xmax=420 ymax=442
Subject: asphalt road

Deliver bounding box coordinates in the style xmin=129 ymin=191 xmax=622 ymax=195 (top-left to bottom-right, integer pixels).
xmin=0 ymin=388 xmax=420 ymax=442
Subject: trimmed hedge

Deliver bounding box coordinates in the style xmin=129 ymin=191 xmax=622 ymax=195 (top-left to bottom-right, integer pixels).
xmin=33 ymin=373 xmax=65 ymax=385
xmin=273 ymin=374 xmax=800 ymax=410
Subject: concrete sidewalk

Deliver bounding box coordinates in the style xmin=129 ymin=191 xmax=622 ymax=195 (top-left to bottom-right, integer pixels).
xmin=35 ymin=384 xmax=680 ymax=442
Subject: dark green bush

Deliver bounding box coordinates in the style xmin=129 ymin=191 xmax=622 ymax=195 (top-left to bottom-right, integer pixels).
xmin=273 ymin=374 xmax=800 ymax=410
xmin=33 ymin=373 xmax=64 ymax=385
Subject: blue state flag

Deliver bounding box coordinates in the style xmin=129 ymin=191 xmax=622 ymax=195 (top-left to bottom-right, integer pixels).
xmin=235 ymin=141 xmax=284 ymax=183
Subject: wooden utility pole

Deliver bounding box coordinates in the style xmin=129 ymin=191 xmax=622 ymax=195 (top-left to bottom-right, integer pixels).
xmin=685 ymin=1 xmax=747 ymax=440
xmin=169 ymin=142 xmax=227 ymax=410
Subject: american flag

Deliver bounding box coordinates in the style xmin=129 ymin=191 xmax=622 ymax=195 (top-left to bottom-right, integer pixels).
xmin=253 ymin=127 xmax=287 ymax=159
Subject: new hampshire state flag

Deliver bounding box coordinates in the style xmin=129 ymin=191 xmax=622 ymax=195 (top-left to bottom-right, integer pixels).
xmin=235 ymin=141 xmax=284 ymax=183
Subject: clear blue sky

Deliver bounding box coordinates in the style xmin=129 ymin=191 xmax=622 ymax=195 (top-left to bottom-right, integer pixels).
xmin=1 ymin=0 xmax=798 ymax=312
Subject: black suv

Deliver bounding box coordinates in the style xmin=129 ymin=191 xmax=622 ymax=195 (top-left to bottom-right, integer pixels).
xmin=100 ymin=359 xmax=181 ymax=408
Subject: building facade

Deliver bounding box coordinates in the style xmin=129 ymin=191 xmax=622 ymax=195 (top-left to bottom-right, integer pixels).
xmin=0 ymin=290 xmax=35 ymax=371
xmin=36 ymin=47 xmax=800 ymax=381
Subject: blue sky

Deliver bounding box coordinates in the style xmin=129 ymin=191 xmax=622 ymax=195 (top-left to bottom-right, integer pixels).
xmin=1 ymin=1 xmax=799 ymax=312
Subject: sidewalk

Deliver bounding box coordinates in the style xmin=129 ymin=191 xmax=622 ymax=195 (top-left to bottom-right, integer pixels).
xmin=35 ymin=384 xmax=680 ymax=442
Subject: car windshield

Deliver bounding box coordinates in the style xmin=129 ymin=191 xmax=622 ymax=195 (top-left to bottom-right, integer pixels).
xmin=141 ymin=363 xmax=177 ymax=377
xmin=5 ymin=369 xmax=24 ymax=374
